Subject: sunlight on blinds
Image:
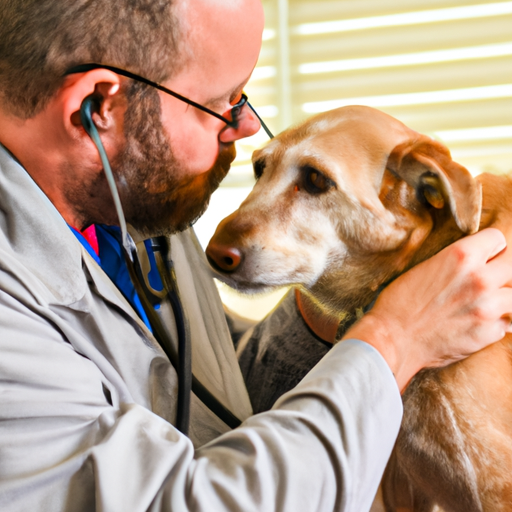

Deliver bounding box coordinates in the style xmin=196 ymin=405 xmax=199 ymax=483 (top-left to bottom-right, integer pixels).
xmin=295 ymin=2 xmax=512 ymax=35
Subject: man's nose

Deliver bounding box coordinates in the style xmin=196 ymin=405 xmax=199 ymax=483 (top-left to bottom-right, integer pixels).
xmin=219 ymin=105 xmax=261 ymax=143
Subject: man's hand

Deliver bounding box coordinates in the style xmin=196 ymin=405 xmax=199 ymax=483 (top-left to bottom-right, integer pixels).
xmin=344 ymin=228 xmax=512 ymax=392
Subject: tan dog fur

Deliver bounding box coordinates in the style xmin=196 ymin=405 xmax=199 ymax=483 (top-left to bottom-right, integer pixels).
xmin=206 ymin=105 xmax=512 ymax=512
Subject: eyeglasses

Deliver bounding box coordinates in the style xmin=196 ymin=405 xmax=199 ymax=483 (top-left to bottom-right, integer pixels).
xmin=65 ymin=63 xmax=274 ymax=139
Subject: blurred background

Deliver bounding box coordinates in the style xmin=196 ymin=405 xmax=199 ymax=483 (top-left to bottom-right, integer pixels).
xmin=195 ymin=0 xmax=512 ymax=319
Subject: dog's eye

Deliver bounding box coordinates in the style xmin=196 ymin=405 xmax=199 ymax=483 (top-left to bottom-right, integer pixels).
xmin=302 ymin=166 xmax=335 ymax=194
xmin=253 ymin=158 xmax=266 ymax=180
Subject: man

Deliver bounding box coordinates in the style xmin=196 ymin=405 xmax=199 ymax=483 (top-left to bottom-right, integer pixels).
xmin=0 ymin=1 xmax=511 ymax=511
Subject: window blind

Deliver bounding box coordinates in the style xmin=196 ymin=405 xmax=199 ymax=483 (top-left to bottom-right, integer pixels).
xmin=234 ymin=0 xmax=512 ymax=183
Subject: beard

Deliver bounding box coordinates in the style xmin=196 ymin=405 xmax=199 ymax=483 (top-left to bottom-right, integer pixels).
xmin=110 ymin=83 xmax=236 ymax=237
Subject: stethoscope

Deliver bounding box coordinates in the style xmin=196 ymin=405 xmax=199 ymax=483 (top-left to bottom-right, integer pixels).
xmin=80 ymin=96 xmax=243 ymax=434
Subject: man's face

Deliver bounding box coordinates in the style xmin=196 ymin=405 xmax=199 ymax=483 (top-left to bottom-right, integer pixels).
xmin=111 ymin=0 xmax=264 ymax=236
xmin=113 ymin=83 xmax=237 ymax=236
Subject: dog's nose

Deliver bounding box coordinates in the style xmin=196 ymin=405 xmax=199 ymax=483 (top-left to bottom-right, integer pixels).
xmin=205 ymin=242 xmax=242 ymax=273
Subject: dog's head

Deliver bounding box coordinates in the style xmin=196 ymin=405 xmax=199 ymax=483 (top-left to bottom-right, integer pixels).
xmin=206 ymin=106 xmax=482 ymax=315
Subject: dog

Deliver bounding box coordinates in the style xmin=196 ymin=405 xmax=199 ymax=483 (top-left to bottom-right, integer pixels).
xmin=205 ymin=105 xmax=512 ymax=512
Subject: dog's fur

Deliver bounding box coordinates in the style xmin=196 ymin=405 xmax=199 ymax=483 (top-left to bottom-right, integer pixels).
xmin=206 ymin=105 xmax=512 ymax=512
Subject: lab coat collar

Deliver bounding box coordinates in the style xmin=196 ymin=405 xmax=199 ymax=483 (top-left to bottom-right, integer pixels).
xmin=0 ymin=144 xmax=88 ymax=306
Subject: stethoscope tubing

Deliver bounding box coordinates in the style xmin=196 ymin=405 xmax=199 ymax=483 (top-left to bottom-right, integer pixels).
xmin=80 ymin=97 xmax=241 ymax=433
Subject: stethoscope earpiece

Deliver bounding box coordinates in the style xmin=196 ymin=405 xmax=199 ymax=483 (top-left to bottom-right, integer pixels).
xmin=80 ymin=95 xmax=100 ymax=137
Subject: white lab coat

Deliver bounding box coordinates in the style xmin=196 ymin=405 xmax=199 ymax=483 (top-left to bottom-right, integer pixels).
xmin=0 ymin=144 xmax=402 ymax=511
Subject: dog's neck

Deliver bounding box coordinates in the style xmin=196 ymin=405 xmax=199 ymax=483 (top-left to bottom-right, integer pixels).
xmin=308 ymin=212 xmax=470 ymax=341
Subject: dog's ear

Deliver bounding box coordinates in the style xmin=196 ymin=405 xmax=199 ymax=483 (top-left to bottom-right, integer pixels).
xmin=386 ymin=137 xmax=482 ymax=234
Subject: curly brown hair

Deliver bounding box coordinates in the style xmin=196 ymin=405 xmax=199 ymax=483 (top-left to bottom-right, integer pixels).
xmin=0 ymin=0 xmax=185 ymax=118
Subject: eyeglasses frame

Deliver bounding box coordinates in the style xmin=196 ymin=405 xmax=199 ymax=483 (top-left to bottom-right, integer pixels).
xmin=65 ymin=63 xmax=274 ymax=138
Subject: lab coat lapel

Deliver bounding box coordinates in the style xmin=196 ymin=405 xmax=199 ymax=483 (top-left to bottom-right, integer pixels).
xmin=0 ymin=145 xmax=86 ymax=306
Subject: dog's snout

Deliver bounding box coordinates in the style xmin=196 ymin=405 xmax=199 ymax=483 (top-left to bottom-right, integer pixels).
xmin=206 ymin=242 xmax=242 ymax=274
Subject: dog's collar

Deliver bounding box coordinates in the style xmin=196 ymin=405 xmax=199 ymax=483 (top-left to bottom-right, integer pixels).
xmin=335 ymin=308 xmax=364 ymax=341
xmin=334 ymin=280 xmax=396 ymax=341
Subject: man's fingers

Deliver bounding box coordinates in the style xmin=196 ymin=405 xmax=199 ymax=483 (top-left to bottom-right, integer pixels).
xmin=483 ymin=253 xmax=512 ymax=288
xmin=492 ymin=287 xmax=512 ymax=322
xmin=452 ymin=228 xmax=507 ymax=264
xmin=476 ymin=287 xmax=512 ymax=339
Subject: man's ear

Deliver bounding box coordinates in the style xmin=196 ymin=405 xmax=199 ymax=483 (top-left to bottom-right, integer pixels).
xmin=386 ymin=137 xmax=482 ymax=234
xmin=61 ymin=69 xmax=122 ymax=134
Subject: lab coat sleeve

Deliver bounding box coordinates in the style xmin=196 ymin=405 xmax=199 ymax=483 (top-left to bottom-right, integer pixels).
xmin=0 ymin=289 xmax=402 ymax=512
xmin=185 ymin=339 xmax=402 ymax=512
xmin=88 ymin=341 xmax=402 ymax=512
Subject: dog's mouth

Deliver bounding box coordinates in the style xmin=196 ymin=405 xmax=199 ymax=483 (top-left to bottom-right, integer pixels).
xmin=207 ymin=256 xmax=279 ymax=294
xmin=222 ymin=279 xmax=274 ymax=294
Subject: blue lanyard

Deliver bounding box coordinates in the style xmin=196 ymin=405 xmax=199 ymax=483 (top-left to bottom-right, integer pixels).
xmin=69 ymin=225 xmax=164 ymax=330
